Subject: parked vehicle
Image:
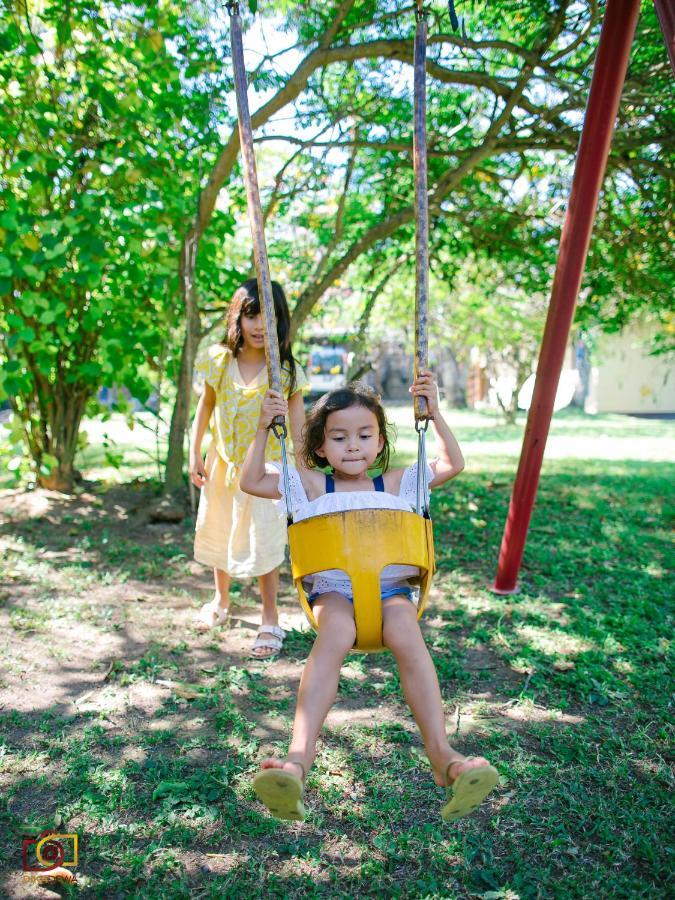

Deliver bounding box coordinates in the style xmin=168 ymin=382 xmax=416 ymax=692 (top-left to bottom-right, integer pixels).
xmin=307 ymin=345 xmax=349 ymax=399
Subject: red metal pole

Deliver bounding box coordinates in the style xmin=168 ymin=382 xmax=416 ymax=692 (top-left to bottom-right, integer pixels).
xmin=493 ymin=0 xmax=641 ymax=594
xmin=653 ymin=0 xmax=675 ymax=74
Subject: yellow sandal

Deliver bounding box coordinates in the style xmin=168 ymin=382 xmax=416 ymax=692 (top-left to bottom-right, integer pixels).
xmin=441 ymin=758 xmax=499 ymax=822
xmin=253 ymin=761 xmax=306 ymax=821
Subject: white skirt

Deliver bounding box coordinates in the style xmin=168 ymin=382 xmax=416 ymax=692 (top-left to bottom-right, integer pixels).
xmin=194 ymin=445 xmax=286 ymax=578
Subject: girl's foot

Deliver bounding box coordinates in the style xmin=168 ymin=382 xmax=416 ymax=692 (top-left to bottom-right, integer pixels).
xmin=439 ymin=755 xmax=499 ymax=822
xmin=195 ymin=597 xmax=230 ymax=630
xmin=250 ymin=624 xmax=285 ymax=659
xmin=260 ymin=758 xmax=306 ymax=777
xmin=254 ymin=758 xmax=306 ymax=821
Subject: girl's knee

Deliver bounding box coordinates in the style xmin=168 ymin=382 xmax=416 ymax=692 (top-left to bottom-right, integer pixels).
xmin=314 ymin=597 xmax=356 ymax=655
xmin=382 ymin=608 xmax=423 ymax=655
xmin=316 ymin=623 xmax=355 ymax=657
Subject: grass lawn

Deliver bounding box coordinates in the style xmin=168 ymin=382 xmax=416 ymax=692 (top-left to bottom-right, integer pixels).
xmin=0 ymin=407 xmax=672 ymax=898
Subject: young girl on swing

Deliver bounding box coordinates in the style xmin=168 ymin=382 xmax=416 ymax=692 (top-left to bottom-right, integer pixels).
xmin=189 ymin=279 xmax=307 ymax=659
xmin=240 ymin=373 xmax=499 ymax=821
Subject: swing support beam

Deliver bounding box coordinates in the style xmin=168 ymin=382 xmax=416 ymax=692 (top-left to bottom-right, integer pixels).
xmin=653 ymin=0 xmax=675 ymax=74
xmin=493 ymin=0 xmax=641 ymax=593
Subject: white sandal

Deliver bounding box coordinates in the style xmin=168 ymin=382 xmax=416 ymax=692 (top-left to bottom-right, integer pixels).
xmin=195 ymin=599 xmax=231 ymax=630
xmin=250 ymin=624 xmax=285 ymax=659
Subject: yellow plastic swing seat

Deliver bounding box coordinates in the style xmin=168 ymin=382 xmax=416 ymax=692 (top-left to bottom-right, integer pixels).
xmin=287 ymin=508 xmax=435 ymax=653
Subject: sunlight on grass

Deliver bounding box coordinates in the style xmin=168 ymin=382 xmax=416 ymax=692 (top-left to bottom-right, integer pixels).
xmin=387 ymin=403 xmax=674 ymax=466
xmin=1 ymin=403 xmax=673 ymax=897
xmin=513 ymin=624 xmax=596 ymax=656
xmin=2 ymin=405 xmax=672 ymax=487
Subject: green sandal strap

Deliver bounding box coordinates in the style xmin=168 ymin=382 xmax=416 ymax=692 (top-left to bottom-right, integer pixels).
xmin=285 ymin=759 xmax=306 ymax=783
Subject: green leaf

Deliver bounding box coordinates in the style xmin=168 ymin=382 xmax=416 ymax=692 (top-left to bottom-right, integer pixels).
xmin=41 ymin=453 xmax=58 ymax=471
xmin=0 ymin=211 xmax=18 ymax=229
xmin=152 ymin=781 xmax=189 ymax=801
xmin=6 ymin=313 xmax=23 ymax=329
xmin=22 ymin=264 xmax=42 ymax=280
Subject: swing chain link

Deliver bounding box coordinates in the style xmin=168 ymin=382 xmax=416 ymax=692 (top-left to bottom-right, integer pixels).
xmin=270 ymin=421 xmax=287 ymax=441
xmin=274 ymin=424 xmax=294 ymax=526
xmin=416 ymin=427 xmax=431 ymax=518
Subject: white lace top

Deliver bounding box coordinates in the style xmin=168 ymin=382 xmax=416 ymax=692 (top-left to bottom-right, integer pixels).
xmin=268 ymin=463 xmax=433 ymax=598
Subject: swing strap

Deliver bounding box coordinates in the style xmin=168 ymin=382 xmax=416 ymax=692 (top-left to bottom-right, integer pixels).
xmin=229 ymin=3 xmax=430 ymax=519
xmin=413 ymin=6 xmax=431 ymax=516
xmin=325 ymin=474 xmax=385 ymax=493
xmin=227 ymin=2 xmax=293 ymax=520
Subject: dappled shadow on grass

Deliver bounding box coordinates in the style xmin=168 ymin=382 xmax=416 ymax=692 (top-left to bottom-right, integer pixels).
xmin=432 ymin=458 xmax=672 ymax=712
xmin=0 ymin=480 xmax=198 ymax=589
xmin=0 ymin=457 xmax=673 ymax=897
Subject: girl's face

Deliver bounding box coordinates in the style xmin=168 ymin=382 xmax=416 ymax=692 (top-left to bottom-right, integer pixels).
xmin=316 ymin=404 xmax=384 ymax=479
xmin=239 ymin=310 xmax=265 ymax=352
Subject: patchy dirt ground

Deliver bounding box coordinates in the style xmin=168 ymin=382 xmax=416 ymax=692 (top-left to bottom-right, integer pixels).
xmin=0 ymin=475 xmax=671 ymax=898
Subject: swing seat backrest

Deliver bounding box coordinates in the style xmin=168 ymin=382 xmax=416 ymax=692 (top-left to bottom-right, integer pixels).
xmin=288 ymin=508 xmax=435 ymax=653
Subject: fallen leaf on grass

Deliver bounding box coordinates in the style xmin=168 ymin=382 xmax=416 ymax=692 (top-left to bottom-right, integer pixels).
xmin=102 ymin=659 xmax=119 ymax=681
xmin=75 ymin=689 xmax=96 ymax=705
xmin=152 ymin=780 xmax=189 ymax=800
xmin=156 ymin=678 xmax=203 ymax=700
xmin=553 ymin=659 xmax=575 ymax=671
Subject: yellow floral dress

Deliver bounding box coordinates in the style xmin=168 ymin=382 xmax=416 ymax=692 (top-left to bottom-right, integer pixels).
xmin=193 ymin=344 xmax=307 ymax=577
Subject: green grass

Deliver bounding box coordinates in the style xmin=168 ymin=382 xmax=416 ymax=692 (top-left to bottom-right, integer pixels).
xmin=0 ymin=408 xmax=673 ymax=898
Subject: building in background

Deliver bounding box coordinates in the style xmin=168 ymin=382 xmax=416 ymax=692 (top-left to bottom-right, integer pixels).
xmin=465 ymin=323 xmax=673 ymax=417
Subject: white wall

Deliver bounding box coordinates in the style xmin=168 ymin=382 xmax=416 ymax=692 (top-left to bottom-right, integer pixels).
xmin=585 ymin=325 xmax=674 ymax=415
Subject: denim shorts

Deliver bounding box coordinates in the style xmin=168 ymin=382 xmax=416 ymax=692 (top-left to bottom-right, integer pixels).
xmin=308 ymin=586 xmax=414 ymax=606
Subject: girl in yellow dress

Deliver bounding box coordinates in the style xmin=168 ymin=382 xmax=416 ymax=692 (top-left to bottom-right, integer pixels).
xmin=189 ymin=279 xmax=307 ymax=658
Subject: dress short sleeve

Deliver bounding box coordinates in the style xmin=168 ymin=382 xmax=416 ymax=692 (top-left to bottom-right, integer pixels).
xmin=399 ymin=462 xmax=434 ymax=509
xmin=266 ymin=462 xmax=309 ymax=517
xmin=194 ymin=344 xmax=229 ymax=392
xmin=282 ymin=362 xmax=309 ymax=398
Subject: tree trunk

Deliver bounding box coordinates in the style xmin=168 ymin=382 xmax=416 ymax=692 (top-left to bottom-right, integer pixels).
xmin=164 ymin=234 xmax=202 ymax=492
xmin=34 ymin=390 xmax=87 ymax=492
xmin=437 ymin=346 xmax=467 ymax=408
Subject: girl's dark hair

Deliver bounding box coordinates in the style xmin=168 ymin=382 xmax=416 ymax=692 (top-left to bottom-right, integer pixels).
xmin=303 ymin=382 xmax=393 ymax=472
xmin=225 ymin=278 xmax=297 ymax=395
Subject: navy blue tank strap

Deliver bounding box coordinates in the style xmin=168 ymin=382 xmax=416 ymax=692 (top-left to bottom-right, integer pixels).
xmin=325 ymin=473 xmax=335 ymax=493
xmin=373 ymin=474 xmax=385 ymax=492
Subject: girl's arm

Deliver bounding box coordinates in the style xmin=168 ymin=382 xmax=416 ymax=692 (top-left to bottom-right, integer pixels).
xmin=239 ymin=390 xmax=286 ymax=499
xmin=188 ymin=383 xmax=216 ymax=488
xmin=410 ymin=370 xmax=464 ymax=488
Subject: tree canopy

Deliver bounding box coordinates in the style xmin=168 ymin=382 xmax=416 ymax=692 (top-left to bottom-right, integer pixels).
xmin=1 ymin=0 xmax=672 ymax=489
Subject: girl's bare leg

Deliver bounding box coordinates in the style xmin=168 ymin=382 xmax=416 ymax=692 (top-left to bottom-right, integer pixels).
xmin=382 ymin=596 xmax=493 ymax=786
xmin=260 ymin=593 xmax=356 ymax=777
xmin=257 ymin=567 xmax=280 ymax=627
xmin=214 ymin=568 xmax=231 ymax=609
